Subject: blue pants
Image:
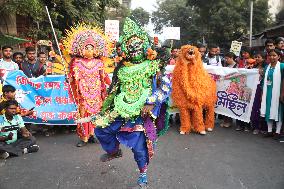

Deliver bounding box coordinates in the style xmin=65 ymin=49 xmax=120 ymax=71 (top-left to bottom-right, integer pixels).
xmin=95 ymin=120 xmax=149 ymax=170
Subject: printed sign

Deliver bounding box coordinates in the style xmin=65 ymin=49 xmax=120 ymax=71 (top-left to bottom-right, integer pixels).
xmin=105 ymin=20 xmax=120 ymax=42
xmin=230 ymin=41 xmax=242 ymax=56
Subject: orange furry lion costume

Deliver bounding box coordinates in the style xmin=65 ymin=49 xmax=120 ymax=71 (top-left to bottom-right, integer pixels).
xmin=172 ymin=45 xmax=217 ymax=135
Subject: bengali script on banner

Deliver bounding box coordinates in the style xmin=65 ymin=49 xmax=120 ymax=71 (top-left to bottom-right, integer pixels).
xmin=211 ymin=67 xmax=259 ymax=122
xmin=166 ymin=65 xmax=259 ymax=122
xmin=4 ymin=71 xmax=77 ymax=125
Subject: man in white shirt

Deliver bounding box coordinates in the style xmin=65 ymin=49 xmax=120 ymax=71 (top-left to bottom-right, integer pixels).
xmin=0 ymin=46 xmax=19 ymax=72
xmin=204 ymin=44 xmax=222 ymax=67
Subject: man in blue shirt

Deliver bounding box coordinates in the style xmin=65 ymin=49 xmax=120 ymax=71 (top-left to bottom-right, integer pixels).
xmin=0 ymin=100 xmax=39 ymax=159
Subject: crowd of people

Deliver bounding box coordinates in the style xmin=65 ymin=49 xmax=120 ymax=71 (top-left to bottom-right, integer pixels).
xmin=167 ymin=37 xmax=284 ymax=142
xmin=0 ymin=84 xmax=39 ymax=159
xmin=0 ymin=35 xmax=283 ymax=162
xmin=0 ymin=46 xmax=48 ymax=78
xmin=189 ymin=38 xmax=284 ymax=141
xmin=0 ymin=45 xmax=72 ymax=160
xmin=0 ymin=45 xmax=50 ymax=158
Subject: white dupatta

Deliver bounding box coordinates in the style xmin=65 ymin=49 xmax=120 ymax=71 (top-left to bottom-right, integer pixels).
xmin=260 ymin=61 xmax=281 ymax=121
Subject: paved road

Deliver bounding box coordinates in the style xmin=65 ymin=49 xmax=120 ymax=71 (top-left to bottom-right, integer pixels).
xmin=0 ymin=122 xmax=284 ymax=189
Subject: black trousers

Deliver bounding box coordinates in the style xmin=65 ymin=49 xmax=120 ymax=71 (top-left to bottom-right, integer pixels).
xmin=0 ymin=136 xmax=36 ymax=156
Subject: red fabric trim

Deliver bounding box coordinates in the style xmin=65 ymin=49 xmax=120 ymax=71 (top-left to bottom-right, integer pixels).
xmin=119 ymin=125 xmax=144 ymax=132
xmin=146 ymin=139 xmax=154 ymax=159
xmin=139 ymin=165 xmax=148 ymax=173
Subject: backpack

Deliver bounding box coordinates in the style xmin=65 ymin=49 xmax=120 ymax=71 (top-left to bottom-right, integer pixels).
xmin=204 ymin=54 xmax=221 ymax=65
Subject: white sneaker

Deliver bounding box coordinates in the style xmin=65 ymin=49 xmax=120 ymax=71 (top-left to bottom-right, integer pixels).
xmin=180 ymin=131 xmax=186 ymax=135
xmin=207 ymin=128 xmax=213 ymax=132
xmin=0 ymin=152 xmax=9 ymax=159
xmin=200 ymin=131 xmax=206 ymax=135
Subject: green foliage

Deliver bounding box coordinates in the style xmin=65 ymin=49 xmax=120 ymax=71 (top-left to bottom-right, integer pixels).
xmin=2 ymin=0 xmax=45 ymax=22
xmin=0 ymin=0 xmax=121 ymax=40
xmin=152 ymin=0 xmax=199 ymax=45
xmin=152 ymin=0 xmax=271 ymax=48
xmin=130 ymin=8 xmax=150 ymax=26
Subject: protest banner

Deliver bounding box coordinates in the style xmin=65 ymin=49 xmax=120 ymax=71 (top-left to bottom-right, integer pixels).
xmin=105 ymin=20 xmax=120 ymax=42
xmin=4 ymin=71 xmax=77 ymax=125
xmin=207 ymin=66 xmax=259 ymax=122
xmin=166 ymin=65 xmax=259 ymax=122
xmin=3 ymin=66 xmax=259 ymax=124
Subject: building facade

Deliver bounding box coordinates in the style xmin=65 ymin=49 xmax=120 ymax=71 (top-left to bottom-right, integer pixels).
xmin=269 ymin=0 xmax=284 ymax=19
xmin=119 ymin=0 xmax=131 ymax=9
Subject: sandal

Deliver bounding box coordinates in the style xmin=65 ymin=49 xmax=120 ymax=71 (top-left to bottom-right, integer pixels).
xmin=76 ymin=140 xmax=87 ymax=147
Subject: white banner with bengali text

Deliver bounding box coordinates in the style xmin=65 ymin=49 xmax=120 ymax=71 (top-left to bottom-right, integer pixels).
xmin=166 ymin=65 xmax=259 ymax=123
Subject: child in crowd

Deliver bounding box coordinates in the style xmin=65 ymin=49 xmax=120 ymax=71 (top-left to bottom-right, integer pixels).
xmin=250 ymin=52 xmax=267 ymax=135
xmin=0 ymin=100 xmax=39 ymax=159
xmin=224 ymin=52 xmax=237 ymax=68
xmin=0 ymin=85 xmax=33 ymax=117
xmin=261 ymin=49 xmax=283 ymax=140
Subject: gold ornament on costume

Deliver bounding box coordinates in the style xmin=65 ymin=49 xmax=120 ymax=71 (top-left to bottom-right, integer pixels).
xmin=63 ymin=23 xmax=112 ymax=58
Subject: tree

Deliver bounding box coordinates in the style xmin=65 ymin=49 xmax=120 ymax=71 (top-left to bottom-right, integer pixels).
xmin=0 ymin=0 xmax=120 ymax=40
xmin=152 ymin=0 xmax=271 ymax=48
xmin=152 ymin=0 xmax=201 ymax=45
xmin=239 ymin=0 xmax=272 ymax=34
xmin=97 ymin=0 xmax=120 ymax=24
xmin=185 ymin=0 xmax=271 ymax=47
xmin=130 ymin=8 xmax=150 ymax=26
